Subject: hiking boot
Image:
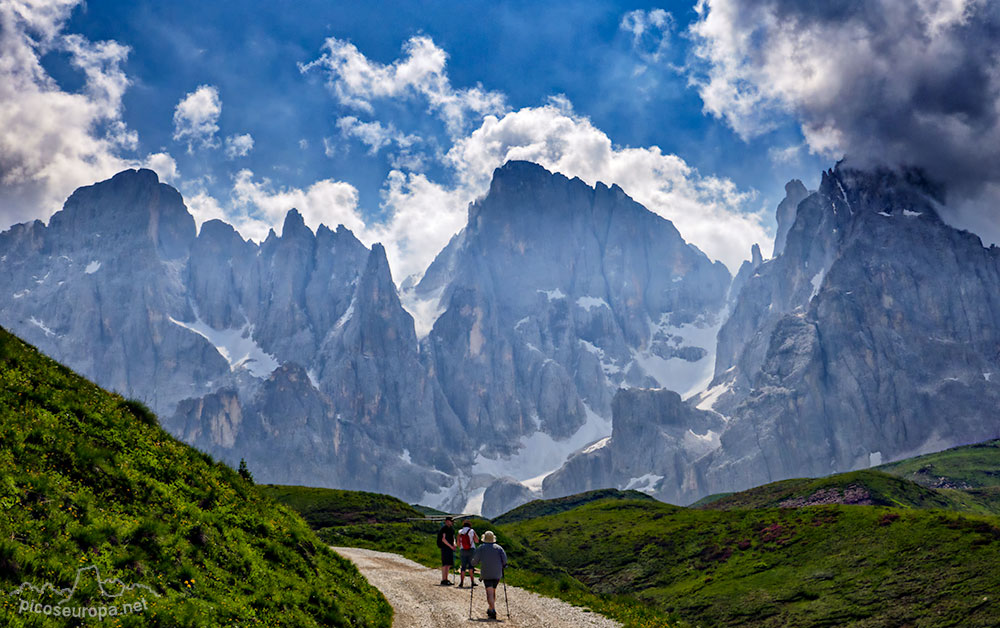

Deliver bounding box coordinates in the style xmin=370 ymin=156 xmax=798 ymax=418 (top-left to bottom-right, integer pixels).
xmin=457 ymin=583 xmax=464 ymax=588
xmin=440 ymin=579 xmax=452 ymax=586
xmin=487 ymin=608 xmax=497 ymax=619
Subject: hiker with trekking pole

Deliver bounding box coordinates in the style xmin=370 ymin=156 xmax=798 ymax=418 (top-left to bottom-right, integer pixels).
xmin=457 ymin=519 xmax=479 ymax=588
xmin=471 ymin=530 xmax=509 ymax=620
xmin=436 ymin=516 xmax=457 ymax=585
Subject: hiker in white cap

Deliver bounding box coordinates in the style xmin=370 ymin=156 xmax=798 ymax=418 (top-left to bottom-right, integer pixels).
xmin=471 ymin=530 xmax=507 ymax=620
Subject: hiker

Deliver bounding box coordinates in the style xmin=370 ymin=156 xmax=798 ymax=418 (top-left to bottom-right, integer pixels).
xmin=436 ymin=516 xmax=456 ymax=585
xmin=457 ymin=519 xmax=479 ymax=588
xmin=471 ymin=530 xmax=507 ymax=620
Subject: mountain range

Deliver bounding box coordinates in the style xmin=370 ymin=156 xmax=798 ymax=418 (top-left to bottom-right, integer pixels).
xmin=2 ymin=160 xmax=998 ymax=514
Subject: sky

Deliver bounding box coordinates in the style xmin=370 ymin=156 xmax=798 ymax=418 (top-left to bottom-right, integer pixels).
xmin=2 ymin=0 xmax=997 ymax=282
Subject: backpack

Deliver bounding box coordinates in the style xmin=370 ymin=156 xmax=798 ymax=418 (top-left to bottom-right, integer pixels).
xmin=458 ymin=527 xmax=474 ymax=550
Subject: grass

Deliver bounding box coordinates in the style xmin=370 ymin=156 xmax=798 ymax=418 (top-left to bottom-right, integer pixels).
xmin=697 ymin=445 xmax=1000 ymax=516
xmin=493 ymin=488 xmax=655 ymax=525
xmin=696 ymin=470 xmax=980 ymax=512
xmin=0 ymin=326 xmax=391 ymax=627
xmin=878 ymin=440 xmax=1000 ymax=489
xmin=505 ymin=497 xmax=1000 ymax=627
xmin=258 ymin=485 xmax=423 ymax=527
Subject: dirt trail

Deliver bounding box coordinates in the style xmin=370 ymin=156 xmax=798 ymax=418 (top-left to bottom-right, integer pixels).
xmin=333 ymin=547 xmax=621 ymax=628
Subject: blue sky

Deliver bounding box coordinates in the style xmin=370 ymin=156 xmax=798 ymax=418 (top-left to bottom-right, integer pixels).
xmin=1 ymin=0 xmax=845 ymax=278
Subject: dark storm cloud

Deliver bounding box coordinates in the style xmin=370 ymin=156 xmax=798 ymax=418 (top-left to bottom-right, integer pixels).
xmin=690 ymin=0 xmax=1000 ymax=240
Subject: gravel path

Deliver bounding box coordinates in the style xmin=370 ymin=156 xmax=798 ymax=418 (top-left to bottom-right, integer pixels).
xmin=333 ymin=547 xmax=622 ymax=628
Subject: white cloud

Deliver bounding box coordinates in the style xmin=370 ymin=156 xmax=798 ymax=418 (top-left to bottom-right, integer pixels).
xmin=228 ymin=169 xmax=365 ymax=241
xmin=175 ymin=34 xmax=764 ymax=284
xmin=368 ymin=170 xmax=472 ymax=280
xmin=172 ymin=85 xmax=221 ymax=152
xmin=444 ymin=103 xmax=765 ymax=272
xmin=291 ymin=35 xmax=766 ymax=281
xmin=224 ymin=133 xmax=254 ymax=159
xmin=301 ymin=35 xmax=507 ymax=136
xmin=336 ymin=116 xmax=394 ymax=154
xmin=0 ymin=0 xmax=174 ymax=229
xmin=185 ymin=189 xmax=226 ymax=230
xmin=336 ymin=115 xmax=426 ymax=171
xmin=322 ymin=136 xmax=337 ymax=157
xmin=298 ymin=138 xmax=309 ymax=150
xmin=336 ymin=116 xmax=420 ymax=155
xmin=767 ymin=143 xmax=804 ymax=165
xmin=143 ymin=152 xmax=179 ymax=182
xmin=620 ymin=8 xmax=674 ymax=64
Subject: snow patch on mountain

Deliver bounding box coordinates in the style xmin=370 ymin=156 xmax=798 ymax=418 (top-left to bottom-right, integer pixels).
xmin=168 ymin=312 xmax=278 ymax=378
xmin=578 ymin=339 xmax=622 ymax=376
xmin=582 ymin=436 xmax=611 ymax=454
xmin=463 ymin=488 xmax=487 ymax=516
xmin=694 ymin=379 xmax=732 ymax=413
xmin=624 ymin=473 xmax=664 ymax=494
xmin=84 ymin=261 xmax=101 ymax=274
xmin=683 ymin=428 xmax=720 ymax=456
xmin=334 ymin=298 xmax=355 ymax=330
xmin=810 ymin=270 xmax=825 ymax=299
xmin=473 ymin=404 xmax=611 ymax=485
xmin=29 ymin=317 xmax=56 ymax=337
xmin=576 ymin=295 xmax=608 ymax=311
xmin=632 ymin=314 xmax=721 ymax=397
xmin=538 ymin=288 xmax=566 ymax=301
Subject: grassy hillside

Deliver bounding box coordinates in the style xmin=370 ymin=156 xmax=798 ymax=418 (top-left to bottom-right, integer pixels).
xmin=0 ymin=327 xmax=391 ymax=627
xmin=696 ymin=469 xmax=982 ymax=512
xmin=259 ymin=485 xmax=423 ymax=527
xmin=506 ymin=497 xmax=1000 ymax=627
xmin=493 ymin=488 xmax=654 ymax=525
xmin=695 ymin=440 xmax=1000 ymax=515
xmin=878 ymin=439 xmax=1000 ymax=488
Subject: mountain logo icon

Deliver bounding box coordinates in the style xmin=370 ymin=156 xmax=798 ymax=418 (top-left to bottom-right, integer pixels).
xmin=8 ymin=564 xmax=161 ymax=604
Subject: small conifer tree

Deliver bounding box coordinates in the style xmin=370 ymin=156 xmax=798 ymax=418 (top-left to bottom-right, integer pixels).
xmin=238 ymin=458 xmax=254 ymax=484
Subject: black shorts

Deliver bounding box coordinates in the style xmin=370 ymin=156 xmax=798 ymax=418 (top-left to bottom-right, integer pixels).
xmin=460 ymin=549 xmax=475 ymax=570
xmin=483 ymin=578 xmax=499 ymax=589
xmin=440 ymin=547 xmax=454 ymax=566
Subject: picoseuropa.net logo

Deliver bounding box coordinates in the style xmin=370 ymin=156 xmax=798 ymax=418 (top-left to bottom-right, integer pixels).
xmin=8 ymin=564 xmax=160 ymax=620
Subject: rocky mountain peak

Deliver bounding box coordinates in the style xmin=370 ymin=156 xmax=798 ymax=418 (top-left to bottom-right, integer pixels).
xmin=280 ymin=208 xmax=312 ymax=240
xmin=47 ymin=168 xmax=195 ymax=259
xmin=773 ymin=179 xmax=810 ymax=257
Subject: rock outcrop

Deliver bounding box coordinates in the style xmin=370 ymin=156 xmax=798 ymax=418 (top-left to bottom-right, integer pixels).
xmin=555 ymin=163 xmax=1000 ymax=505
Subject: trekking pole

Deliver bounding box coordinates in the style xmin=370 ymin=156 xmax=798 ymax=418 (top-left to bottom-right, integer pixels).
xmin=502 ymin=571 xmax=510 ymax=619
xmin=468 ymin=571 xmax=474 ymax=619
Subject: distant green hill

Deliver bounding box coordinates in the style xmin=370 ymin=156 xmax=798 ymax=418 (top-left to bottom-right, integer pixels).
xmin=694 ymin=440 xmax=1000 ymax=515
xmin=493 ymin=488 xmax=655 ymax=525
xmin=506 ymin=496 xmax=1000 ymax=627
xmin=0 ymin=327 xmax=391 ymax=627
xmin=695 ymin=469 xmax=985 ymax=512
xmin=877 ymin=439 xmax=1000 ymax=487
xmin=259 ymin=485 xmax=423 ymax=528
